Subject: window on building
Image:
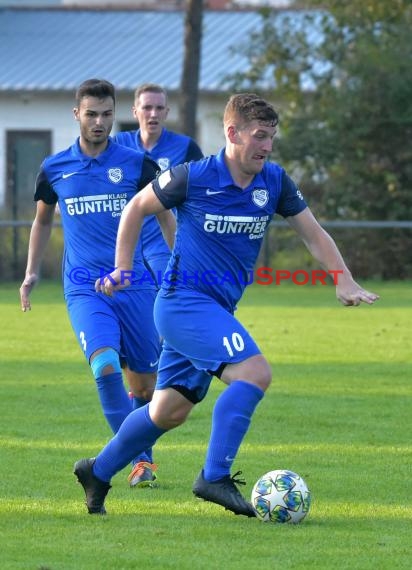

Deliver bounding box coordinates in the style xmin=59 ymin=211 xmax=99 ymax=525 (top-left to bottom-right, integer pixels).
xmin=6 ymin=130 xmax=51 ymax=219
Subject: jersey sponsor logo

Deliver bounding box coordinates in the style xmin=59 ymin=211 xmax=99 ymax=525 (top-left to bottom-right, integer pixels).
xmin=62 ymin=171 xmax=80 ymax=179
xmin=107 ymin=168 xmax=123 ymax=184
xmin=204 ymin=213 xmax=269 ymax=239
xmin=158 ymin=157 xmax=170 ymax=172
xmin=252 ymin=188 xmax=269 ymax=207
xmin=206 ymin=189 xmax=224 ymax=196
xmin=64 ymin=193 xmax=127 ymax=216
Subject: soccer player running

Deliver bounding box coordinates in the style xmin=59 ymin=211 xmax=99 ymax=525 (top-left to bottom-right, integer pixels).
xmin=73 ymin=93 xmax=379 ymax=516
xmin=19 ymin=78 xmax=175 ymax=489
xmin=114 ymin=83 xmax=203 ymax=487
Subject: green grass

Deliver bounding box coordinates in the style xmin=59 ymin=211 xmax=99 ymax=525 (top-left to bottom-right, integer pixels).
xmin=1 ymin=280 xmax=411 ymax=569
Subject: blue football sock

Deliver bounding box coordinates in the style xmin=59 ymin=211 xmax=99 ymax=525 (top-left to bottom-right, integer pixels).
xmin=203 ymin=380 xmax=264 ymax=482
xmin=95 ymin=372 xmax=133 ymax=433
xmin=93 ymin=405 xmax=167 ymax=482
xmin=131 ymin=396 xmax=152 ymax=464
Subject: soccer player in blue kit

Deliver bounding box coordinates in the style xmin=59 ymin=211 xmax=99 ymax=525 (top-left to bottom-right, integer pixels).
xmin=73 ymin=93 xmax=379 ymax=516
xmin=19 ymin=79 xmax=175 ymax=488
xmin=115 ymin=83 xmax=203 ymax=281
xmin=114 ymin=83 xmax=203 ymax=487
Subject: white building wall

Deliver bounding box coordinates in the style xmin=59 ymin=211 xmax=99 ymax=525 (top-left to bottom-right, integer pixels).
xmin=0 ymin=91 xmax=226 ymax=208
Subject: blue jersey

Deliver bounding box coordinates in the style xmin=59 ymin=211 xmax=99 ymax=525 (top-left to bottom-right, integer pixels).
xmin=114 ymin=128 xmax=203 ymax=265
xmin=35 ymin=137 xmax=159 ymax=295
xmin=152 ymin=148 xmax=307 ymax=313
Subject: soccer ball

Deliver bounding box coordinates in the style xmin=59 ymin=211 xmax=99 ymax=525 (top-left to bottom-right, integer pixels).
xmin=251 ymin=469 xmax=311 ymax=524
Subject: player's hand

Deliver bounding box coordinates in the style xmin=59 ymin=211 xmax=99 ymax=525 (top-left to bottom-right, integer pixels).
xmin=95 ymin=268 xmax=130 ymax=296
xmin=336 ymin=279 xmax=379 ymax=306
xmin=19 ymin=274 xmax=39 ymax=312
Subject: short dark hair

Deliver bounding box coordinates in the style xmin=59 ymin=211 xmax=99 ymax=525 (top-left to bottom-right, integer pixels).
xmin=224 ymin=93 xmax=279 ymax=128
xmin=75 ymin=79 xmax=116 ymax=107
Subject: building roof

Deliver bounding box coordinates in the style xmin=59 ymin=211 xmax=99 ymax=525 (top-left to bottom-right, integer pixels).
xmin=0 ymin=7 xmax=267 ymax=93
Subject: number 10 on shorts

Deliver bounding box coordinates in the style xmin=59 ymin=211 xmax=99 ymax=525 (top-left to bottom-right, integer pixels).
xmin=223 ymin=332 xmax=245 ymax=357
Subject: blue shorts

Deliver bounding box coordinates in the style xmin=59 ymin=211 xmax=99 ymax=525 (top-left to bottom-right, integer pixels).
xmin=153 ymin=289 xmax=261 ymax=402
xmin=144 ymin=252 xmax=171 ymax=288
xmin=66 ymin=288 xmax=161 ymax=373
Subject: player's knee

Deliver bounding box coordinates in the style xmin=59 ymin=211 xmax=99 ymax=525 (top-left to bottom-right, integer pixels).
xmin=247 ymin=358 xmax=272 ymax=391
xmin=149 ymin=400 xmax=192 ymax=430
xmin=90 ymin=348 xmax=121 ymax=379
xmin=129 ymin=385 xmax=155 ymax=401
xmin=255 ymin=359 xmax=272 ymax=391
xmin=169 ymin=405 xmax=192 ymax=428
xmin=223 ymin=355 xmax=272 ymax=391
xmin=256 ymin=370 xmax=272 ymax=392
xmin=127 ymin=372 xmax=156 ymax=401
xmin=153 ymin=409 xmax=188 ymax=430
xmin=242 ymin=368 xmax=272 ymax=392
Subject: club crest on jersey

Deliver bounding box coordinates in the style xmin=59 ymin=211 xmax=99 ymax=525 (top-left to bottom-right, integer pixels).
xmin=252 ymin=188 xmax=269 ymax=208
xmin=158 ymin=158 xmax=170 ymax=172
xmin=107 ymin=168 xmax=123 ymax=184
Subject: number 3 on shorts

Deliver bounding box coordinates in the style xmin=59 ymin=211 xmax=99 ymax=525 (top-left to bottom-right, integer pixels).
xmin=223 ymin=333 xmax=245 ymax=357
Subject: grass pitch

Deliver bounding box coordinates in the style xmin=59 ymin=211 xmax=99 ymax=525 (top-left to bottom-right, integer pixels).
xmin=0 ymin=280 xmax=411 ymax=569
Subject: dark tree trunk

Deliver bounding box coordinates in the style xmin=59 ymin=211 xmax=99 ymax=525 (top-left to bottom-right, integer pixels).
xmin=179 ymin=0 xmax=203 ymax=138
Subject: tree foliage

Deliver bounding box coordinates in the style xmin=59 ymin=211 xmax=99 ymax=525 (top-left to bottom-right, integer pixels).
xmin=227 ymin=0 xmax=412 ymax=277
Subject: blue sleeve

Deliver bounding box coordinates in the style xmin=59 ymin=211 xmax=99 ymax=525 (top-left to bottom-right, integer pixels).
xmin=184 ymin=139 xmax=203 ymax=162
xmin=276 ymin=171 xmax=307 ymax=218
xmin=34 ymin=168 xmax=58 ymax=204
xmin=139 ymin=156 xmax=161 ymax=191
xmin=152 ymin=163 xmax=189 ymax=209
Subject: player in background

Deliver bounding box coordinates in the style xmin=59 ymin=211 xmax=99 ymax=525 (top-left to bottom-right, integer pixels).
xmin=114 ymin=83 xmax=203 ymax=487
xmin=115 ymin=82 xmax=203 ymax=281
xmin=19 ymin=78 xmax=175 ymax=489
xmin=73 ymin=93 xmax=379 ymax=516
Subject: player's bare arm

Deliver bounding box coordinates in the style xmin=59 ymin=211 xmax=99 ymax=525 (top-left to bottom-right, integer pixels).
xmin=96 ymin=182 xmax=166 ymax=295
xmin=19 ymin=201 xmax=55 ymax=311
xmin=155 ymin=209 xmax=176 ymax=251
xmin=287 ymin=208 xmax=379 ymax=306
